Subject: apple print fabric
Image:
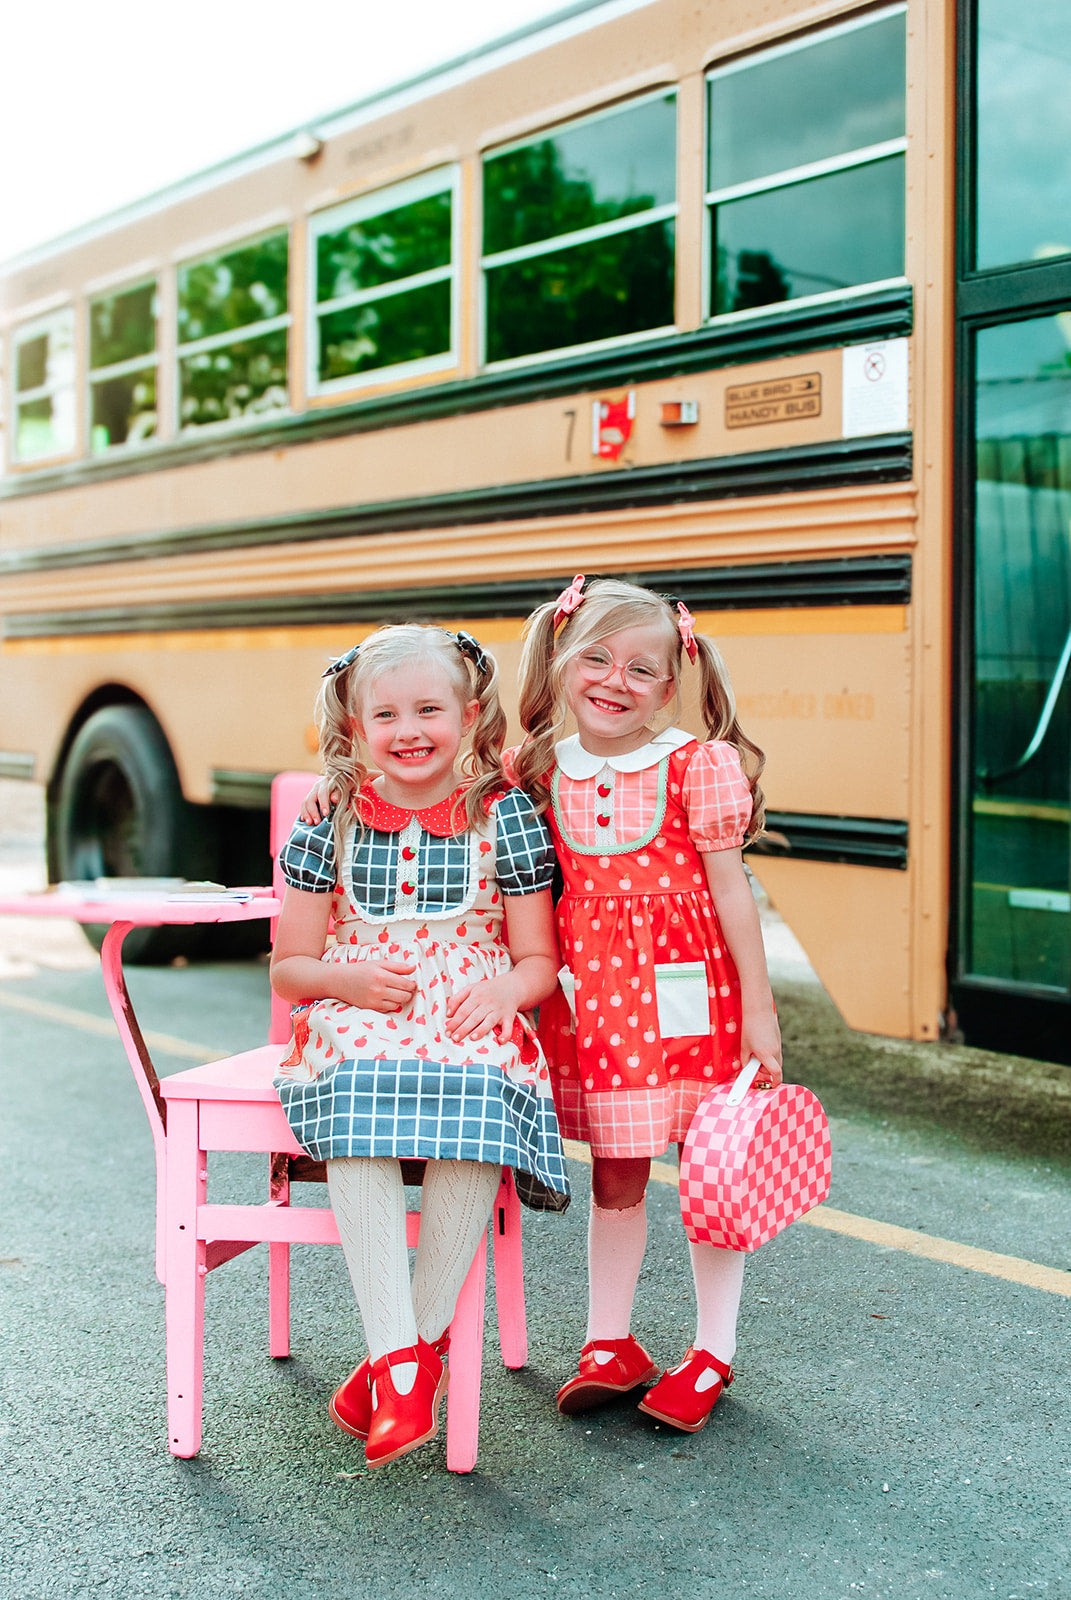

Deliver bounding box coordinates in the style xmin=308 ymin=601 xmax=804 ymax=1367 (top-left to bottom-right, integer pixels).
xmin=536 ymin=731 xmax=753 ymax=1158
xmin=272 ymin=785 xmax=568 ymax=1201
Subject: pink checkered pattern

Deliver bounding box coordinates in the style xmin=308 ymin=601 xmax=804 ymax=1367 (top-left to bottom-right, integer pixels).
xmin=679 ymin=1082 xmax=831 ymax=1251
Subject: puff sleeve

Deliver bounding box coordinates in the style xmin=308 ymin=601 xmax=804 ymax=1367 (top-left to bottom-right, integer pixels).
xmin=278 ymin=815 xmax=338 ymax=892
xmin=492 ymin=788 xmax=557 ymax=895
xmin=681 ymin=741 xmax=753 ymax=852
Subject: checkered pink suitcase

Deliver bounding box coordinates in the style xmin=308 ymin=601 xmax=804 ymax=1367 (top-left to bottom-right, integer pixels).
xmin=679 ymin=1059 xmax=831 ymax=1251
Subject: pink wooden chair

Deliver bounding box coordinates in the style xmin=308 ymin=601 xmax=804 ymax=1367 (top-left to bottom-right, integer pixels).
xmin=112 ymin=770 xmax=527 ymax=1471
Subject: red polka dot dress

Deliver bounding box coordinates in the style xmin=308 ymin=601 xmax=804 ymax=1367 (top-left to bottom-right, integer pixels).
xmin=537 ymin=728 xmax=753 ymax=1158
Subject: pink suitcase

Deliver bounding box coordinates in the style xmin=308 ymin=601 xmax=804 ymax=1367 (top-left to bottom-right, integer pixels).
xmin=679 ymin=1059 xmax=831 ymax=1251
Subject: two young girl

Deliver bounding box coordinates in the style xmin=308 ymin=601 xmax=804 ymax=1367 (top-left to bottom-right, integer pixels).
xmin=275 ymin=576 xmax=780 ymax=1465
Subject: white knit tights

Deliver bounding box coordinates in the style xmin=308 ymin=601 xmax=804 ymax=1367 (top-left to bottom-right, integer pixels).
xmin=326 ymin=1156 xmax=499 ymax=1364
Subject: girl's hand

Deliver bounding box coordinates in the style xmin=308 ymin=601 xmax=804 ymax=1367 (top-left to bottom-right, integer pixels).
xmin=335 ymin=958 xmax=418 ymax=1013
xmin=300 ymin=777 xmax=339 ymax=825
xmin=445 ymin=975 xmax=523 ymax=1043
xmin=741 ymin=1008 xmax=783 ymax=1089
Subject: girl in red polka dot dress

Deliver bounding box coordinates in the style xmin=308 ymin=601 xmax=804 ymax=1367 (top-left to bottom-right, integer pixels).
xmin=512 ymin=576 xmax=783 ymax=1433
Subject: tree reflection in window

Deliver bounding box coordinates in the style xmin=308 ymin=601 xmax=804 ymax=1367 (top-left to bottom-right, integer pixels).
xmin=89 ymin=282 xmax=158 ymax=451
xmin=177 ymin=232 xmax=289 ymax=428
xmin=482 ymin=93 xmax=677 ymax=364
xmin=312 ymin=180 xmax=454 ymax=387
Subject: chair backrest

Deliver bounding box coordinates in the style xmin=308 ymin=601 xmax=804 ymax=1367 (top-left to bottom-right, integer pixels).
xmin=268 ymin=771 xmax=319 ymax=1046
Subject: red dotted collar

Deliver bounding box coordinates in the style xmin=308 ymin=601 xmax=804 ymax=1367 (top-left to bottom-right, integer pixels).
xmin=354 ymin=781 xmax=501 ymax=837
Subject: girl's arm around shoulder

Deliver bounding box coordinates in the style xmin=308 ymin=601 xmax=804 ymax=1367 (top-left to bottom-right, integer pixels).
xmin=269 ymin=886 xmax=417 ymax=1013
xmin=701 ymin=847 xmax=782 ymax=1086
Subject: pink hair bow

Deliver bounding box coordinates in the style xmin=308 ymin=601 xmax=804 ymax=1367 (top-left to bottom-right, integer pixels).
xmin=553 ymin=573 xmax=586 ymax=629
xmin=677 ymin=601 xmax=698 ymax=663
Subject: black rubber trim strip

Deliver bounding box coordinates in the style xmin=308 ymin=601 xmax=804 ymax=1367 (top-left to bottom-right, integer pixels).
xmin=1 ymin=432 xmax=912 ymax=576
xmin=950 ymin=980 xmax=1071 ymax=1067
xmin=4 ymin=553 xmax=912 ymax=639
xmin=0 ymin=283 xmax=913 ymax=502
xmin=749 ymin=812 xmax=909 ymax=870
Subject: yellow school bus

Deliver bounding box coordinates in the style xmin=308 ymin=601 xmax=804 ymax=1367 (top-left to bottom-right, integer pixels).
xmin=1 ymin=0 xmax=1068 ymax=1060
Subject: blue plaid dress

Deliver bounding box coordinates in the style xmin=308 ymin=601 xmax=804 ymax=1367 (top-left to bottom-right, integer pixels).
xmin=273 ymin=783 xmax=569 ymax=1201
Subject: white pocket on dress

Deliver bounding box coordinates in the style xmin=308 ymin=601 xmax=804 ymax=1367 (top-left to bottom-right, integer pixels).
xmin=654 ymin=961 xmax=710 ymax=1038
xmin=557 ymin=966 xmax=578 ymax=1021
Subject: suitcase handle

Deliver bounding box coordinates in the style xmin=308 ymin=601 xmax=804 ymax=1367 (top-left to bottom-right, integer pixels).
xmin=725 ymin=1056 xmax=763 ymax=1106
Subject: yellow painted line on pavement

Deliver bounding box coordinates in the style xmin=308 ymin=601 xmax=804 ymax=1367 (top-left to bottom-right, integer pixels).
xmin=563 ymin=1140 xmax=1071 ymax=1298
xmin=0 ymin=988 xmax=219 ymax=1062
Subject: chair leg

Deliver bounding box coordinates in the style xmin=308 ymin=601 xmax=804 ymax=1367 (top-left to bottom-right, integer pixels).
xmin=444 ymin=1228 xmax=486 ymax=1474
xmin=492 ymin=1171 xmax=528 ymax=1370
xmin=268 ymin=1155 xmax=291 ymax=1358
xmin=164 ymin=1100 xmax=206 ymax=1458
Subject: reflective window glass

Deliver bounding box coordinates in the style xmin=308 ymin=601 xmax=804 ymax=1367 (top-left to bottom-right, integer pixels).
xmin=485 ymin=219 xmax=675 ymax=365
xmin=89 ymin=281 xmax=158 ymax=452
xmin=311 ymin=177 xmax=455 ymax=389
xmin=89 ymin=283 xmax=157 ymax=368
xmin=975 ymin=0 xmax=1071 ymax=271
xmin=16 ymin=334 xmax=48 ymax=393
xmin=316 ymin=192 xmax=451 ymax=303
xmin=90 ymin=371 xmax=157 ymax=453
xmin=178 ymin=232 xmax=289 ymax=343
xmin=179 ymin=328 xmax=289 ymax=428
xmin=711 ymin=156 xmax=905 ymax=314
xmin=709 ymin=11 xmax=905 ymax=189
xmin=319 ymin=283 xmax=451 ymax=383
xmin=13 ymin=312 xmax=75 ymax=461
xmin=706 ymin=9 xmax=905 ymax=318
xmin=483 ymin=93 xmax=677 ymax=256
xmin=482 ymin=93 xmax=677 ymax=365
xmin=969 ymin=313 xmax=1071 ymax=990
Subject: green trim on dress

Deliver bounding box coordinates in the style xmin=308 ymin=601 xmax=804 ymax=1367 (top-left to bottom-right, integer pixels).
xmin=551 ymin=757 xmax=670 ymax=857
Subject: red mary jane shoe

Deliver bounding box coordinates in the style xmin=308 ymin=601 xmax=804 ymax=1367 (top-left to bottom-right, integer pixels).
xmin=637 ymin=1347 xmax=734 ymax=1432
xmin=364 ymin=1339 xmax=448 ymax=1468
xmin=556 ymin=1335 xmax=659 ymax=1415
xmin=330 ymin=1332 xmax=450 ymax=1443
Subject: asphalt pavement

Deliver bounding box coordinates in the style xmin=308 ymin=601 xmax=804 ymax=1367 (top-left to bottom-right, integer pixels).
xmin=1 ymin=780 xmax=1068 ymax=1600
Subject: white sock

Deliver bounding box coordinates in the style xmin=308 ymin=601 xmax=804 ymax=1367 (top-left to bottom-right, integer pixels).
xmin=689 ymin=1240 xmax=745 ymax=1365
xmin=585 ymin=1197 xmax=647 ymax=1344
xmin=326 ymin=1156 xmax=418 ymax=1364
xmin=411 ymin=1159 xmax=500 ymax=1343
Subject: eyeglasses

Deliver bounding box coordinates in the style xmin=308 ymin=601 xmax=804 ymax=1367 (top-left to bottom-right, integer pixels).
xmin=573 ymin=647 xmax=671 ymax=694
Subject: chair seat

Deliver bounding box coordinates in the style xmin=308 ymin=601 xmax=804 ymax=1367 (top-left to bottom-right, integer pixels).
xmin=161 ymin=1044 xmax=287 ymax=1101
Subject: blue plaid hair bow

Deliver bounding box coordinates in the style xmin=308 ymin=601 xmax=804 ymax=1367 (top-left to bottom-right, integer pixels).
xmin=321 ymin=643 xmax=361 ymax=678
xmin=454 ymin=631 xmax=490 ymax=674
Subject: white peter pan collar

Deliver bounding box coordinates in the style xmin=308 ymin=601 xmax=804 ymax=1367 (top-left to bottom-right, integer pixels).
xmin=555 ymin=726 xmax=695 ymax=778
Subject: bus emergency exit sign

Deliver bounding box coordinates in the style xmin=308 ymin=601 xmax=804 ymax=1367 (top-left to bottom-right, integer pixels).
xmin=725 ymin=373 xmax=821 ymax=428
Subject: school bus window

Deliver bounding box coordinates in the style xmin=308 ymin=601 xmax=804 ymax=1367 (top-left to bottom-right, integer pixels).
xmin=311 ymin=171 xmax=456 ymax=391
xmin=12 ymin=310 xmax=76 ymax=462
xmin=482 ymin=91 xmax=677 ymax=366
xmin=975 ymin=0 xmax=1071 ymax=272
xmin=706 ymin=6 xmax=906 ymax=317
xmin=88 ymin=280 xmax=158 ymax=453
xmin=176 ymin=230 xmax=289 ymax=429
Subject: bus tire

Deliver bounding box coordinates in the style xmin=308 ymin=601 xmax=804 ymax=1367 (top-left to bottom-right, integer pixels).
xmin=53 ymin=704 xmax=211 ymax=963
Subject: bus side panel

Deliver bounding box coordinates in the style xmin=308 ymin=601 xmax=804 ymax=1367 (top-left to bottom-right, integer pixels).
xmin=751 ymin=857 xmax=913 ymax=1039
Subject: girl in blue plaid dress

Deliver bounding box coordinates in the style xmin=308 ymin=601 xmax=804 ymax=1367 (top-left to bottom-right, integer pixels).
xmin=271 ymin=625 xmax=567 ymax=1468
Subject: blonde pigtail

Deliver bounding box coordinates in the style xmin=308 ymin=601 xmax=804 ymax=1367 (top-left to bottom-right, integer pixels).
xmin=514 ymin=601 xmax=567 ymax=810
xmin=459 ymin=648 xmax=510 ymax=829
xmin=314 ymin=668 xmax=368 ymax=865
xmin=693 ymin=634 xmax=767 ymax=840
